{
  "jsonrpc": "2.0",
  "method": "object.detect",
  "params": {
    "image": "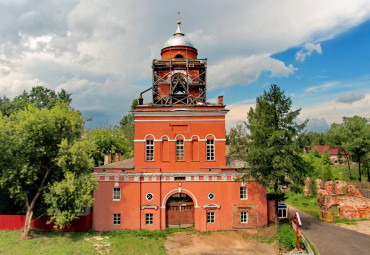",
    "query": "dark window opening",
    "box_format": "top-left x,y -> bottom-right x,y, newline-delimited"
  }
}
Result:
174,176 -> 186,181
175,54 -> 184,58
